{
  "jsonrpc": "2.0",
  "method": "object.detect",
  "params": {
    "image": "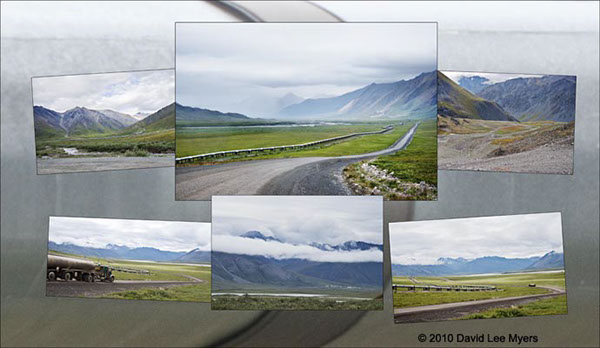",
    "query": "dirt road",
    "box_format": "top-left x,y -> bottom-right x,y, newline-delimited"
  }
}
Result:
393,286 -> 565,323
37,155 -> 173,174
46,279 -> 201,298
175,124 -> 418,200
